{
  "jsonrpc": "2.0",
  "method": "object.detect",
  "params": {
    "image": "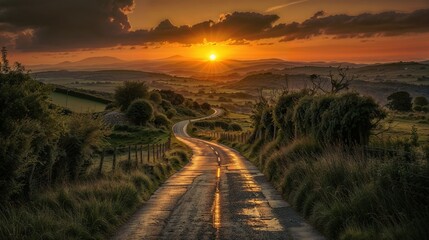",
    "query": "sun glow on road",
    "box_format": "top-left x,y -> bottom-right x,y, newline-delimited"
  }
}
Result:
209,54 -> 217,61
